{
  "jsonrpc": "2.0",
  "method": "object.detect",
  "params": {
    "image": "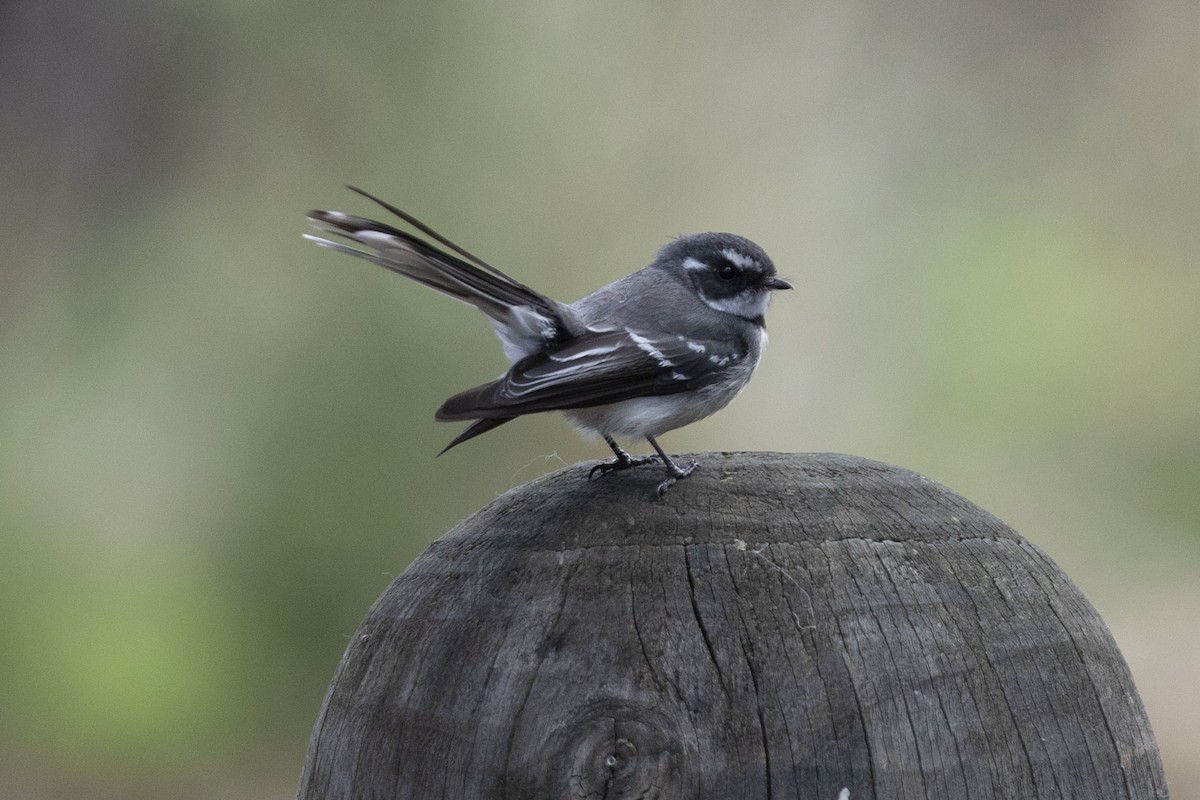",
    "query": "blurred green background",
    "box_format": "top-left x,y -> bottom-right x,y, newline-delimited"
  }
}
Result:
1,1 -> 1196,796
